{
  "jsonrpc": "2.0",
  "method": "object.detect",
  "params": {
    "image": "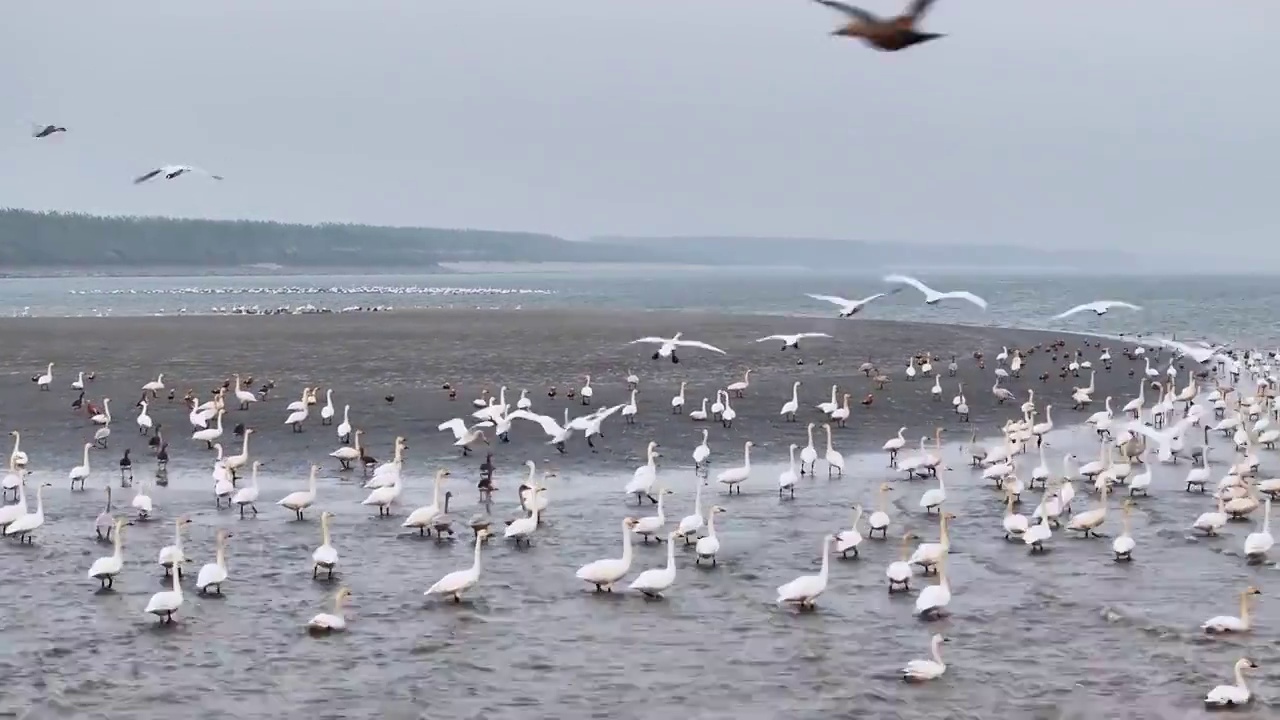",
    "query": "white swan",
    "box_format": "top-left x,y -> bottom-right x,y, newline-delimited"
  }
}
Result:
425,529 -> 492,602
319,389 -> 336,425
914,552 -> 952,618
8,430 -> 28,469
805,292 -> 890,317
1053,300 -> 1142,319
360,461 -> 403,516
308,588 -> 352,632
192,410 -> 224,448
902,634 -> 949,681
576,517 -> 640,591
632,487 -> 673,542
277,464 -> 319,520
886,532 -> 914,592
437,418 -> 489,455
402,469 -> 450,535
909,511 -> 953,573
688,397 -> 708,421
1202,586 -> 1260,633
717,441 -> 753,494
882,274 -> 988,309
695,506 -> 725,565
867,483 -> 892,538
503,483 -> 542,546
692,429 -> 711,471
131,477 -> 154,519
35,363 -> 53,390
823,424 -> 844,478
1204,658 -> 1258,707
629,332 -> 727,362
1112,499 -> 1136,561
68,442 -> 93,491
676,474 -> 705,542
364,436 -> 407,488
624,441 -> 661,504
312,511 -> 339,579
778,444 -> 799,499
919,470 -> 946,514
156,515 -> 192,576
779,381 -> 801,421
629,530 -> 681,598
196,529 -> 232,595
775,534 -> 835,608
335,404 -> 352,442
1243,497 -> 1274,558
0,474 -> 29,530
144,558 -> 185,624
232,461 -> 261,518
233,373 -> 257,410
834,505 -> 864,558
3,481 -> 51,543
882,426 -> 907,465
136,400 -> 153,434
87,517 -> 131,589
